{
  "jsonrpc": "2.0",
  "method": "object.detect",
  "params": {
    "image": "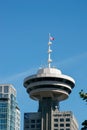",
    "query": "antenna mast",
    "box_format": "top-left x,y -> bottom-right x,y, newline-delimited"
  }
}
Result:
48,33 -> 53,68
